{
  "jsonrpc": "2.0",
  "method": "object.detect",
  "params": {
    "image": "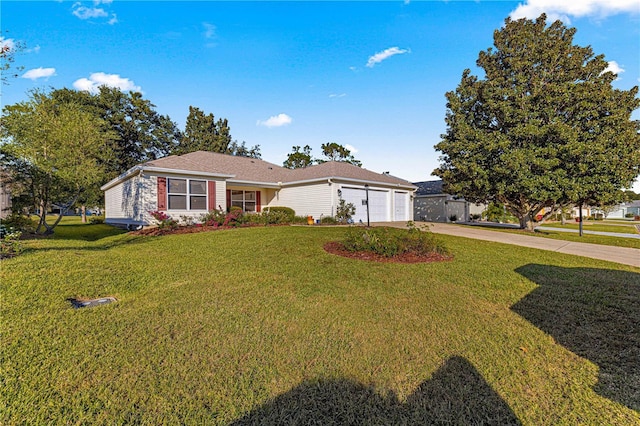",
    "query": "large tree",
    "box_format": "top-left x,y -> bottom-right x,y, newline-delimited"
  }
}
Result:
283,145 -> 313,169
1,90 -> 115,234
174,106 -> 231,155
317,142 -> 362,167
50,87 -> 182,176
434,14 -> 640,231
